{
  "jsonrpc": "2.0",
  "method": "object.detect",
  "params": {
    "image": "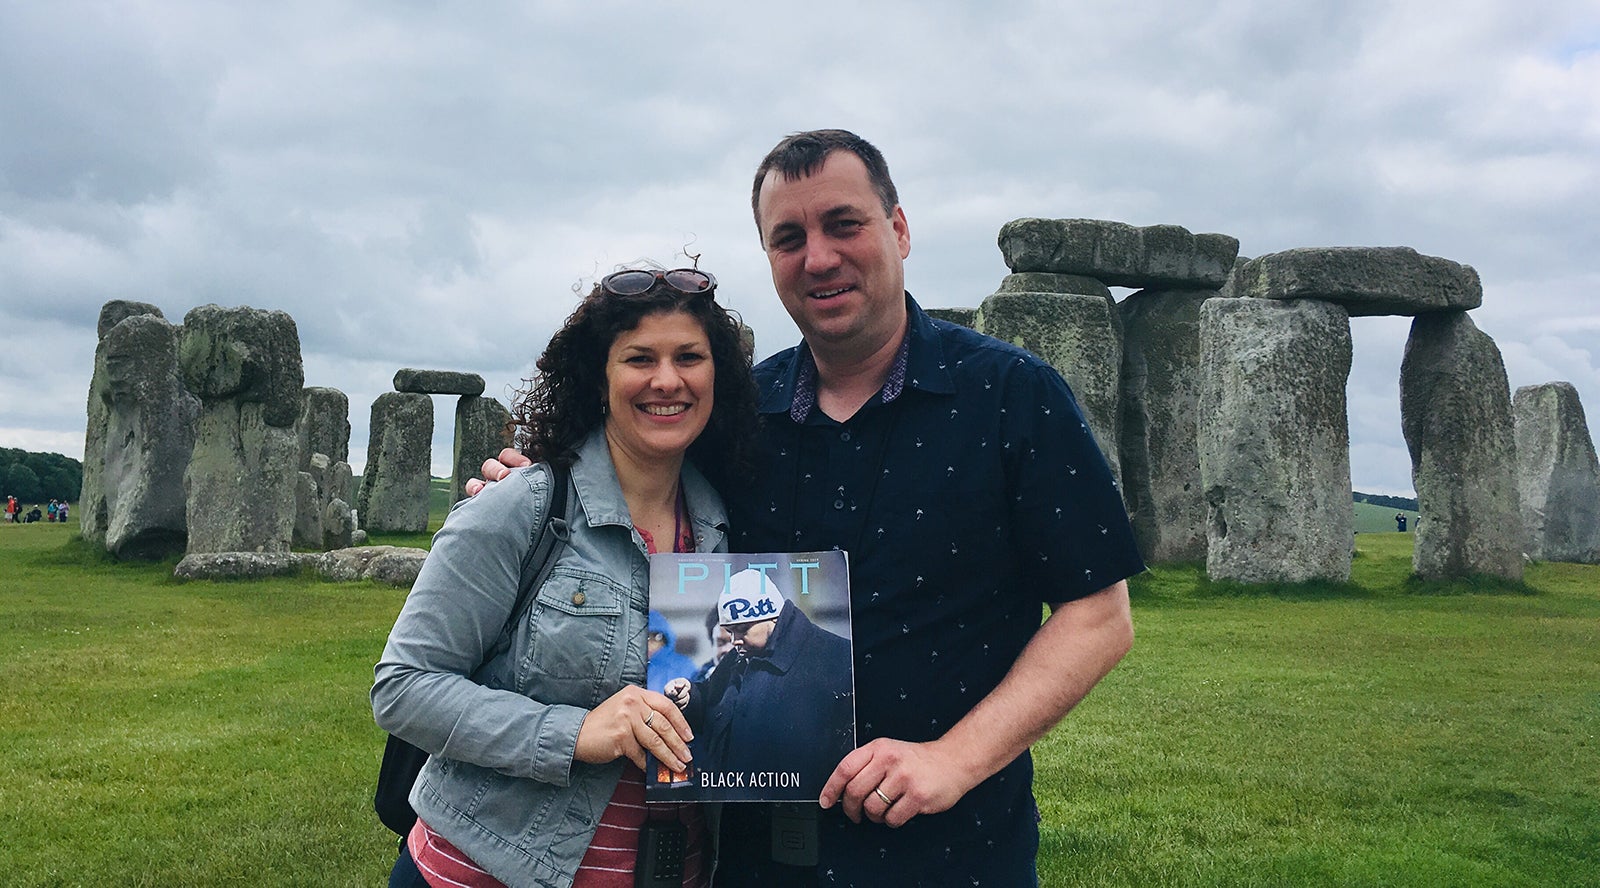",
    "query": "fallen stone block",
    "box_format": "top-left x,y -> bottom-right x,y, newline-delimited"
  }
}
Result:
174,552 -> 315,580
